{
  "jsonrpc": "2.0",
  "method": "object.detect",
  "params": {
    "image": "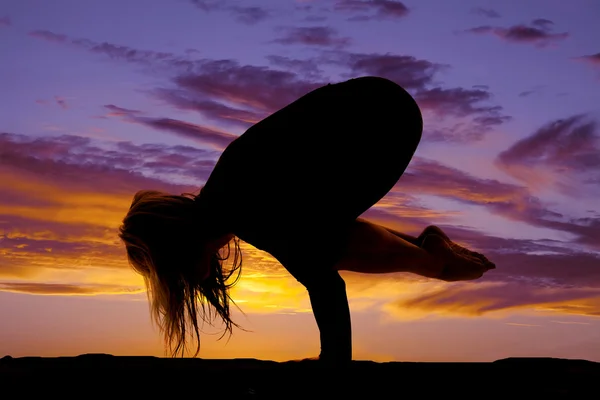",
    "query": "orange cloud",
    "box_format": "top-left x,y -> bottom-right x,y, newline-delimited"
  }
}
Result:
388,281 -> 600,319
0,282 -> 144,295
